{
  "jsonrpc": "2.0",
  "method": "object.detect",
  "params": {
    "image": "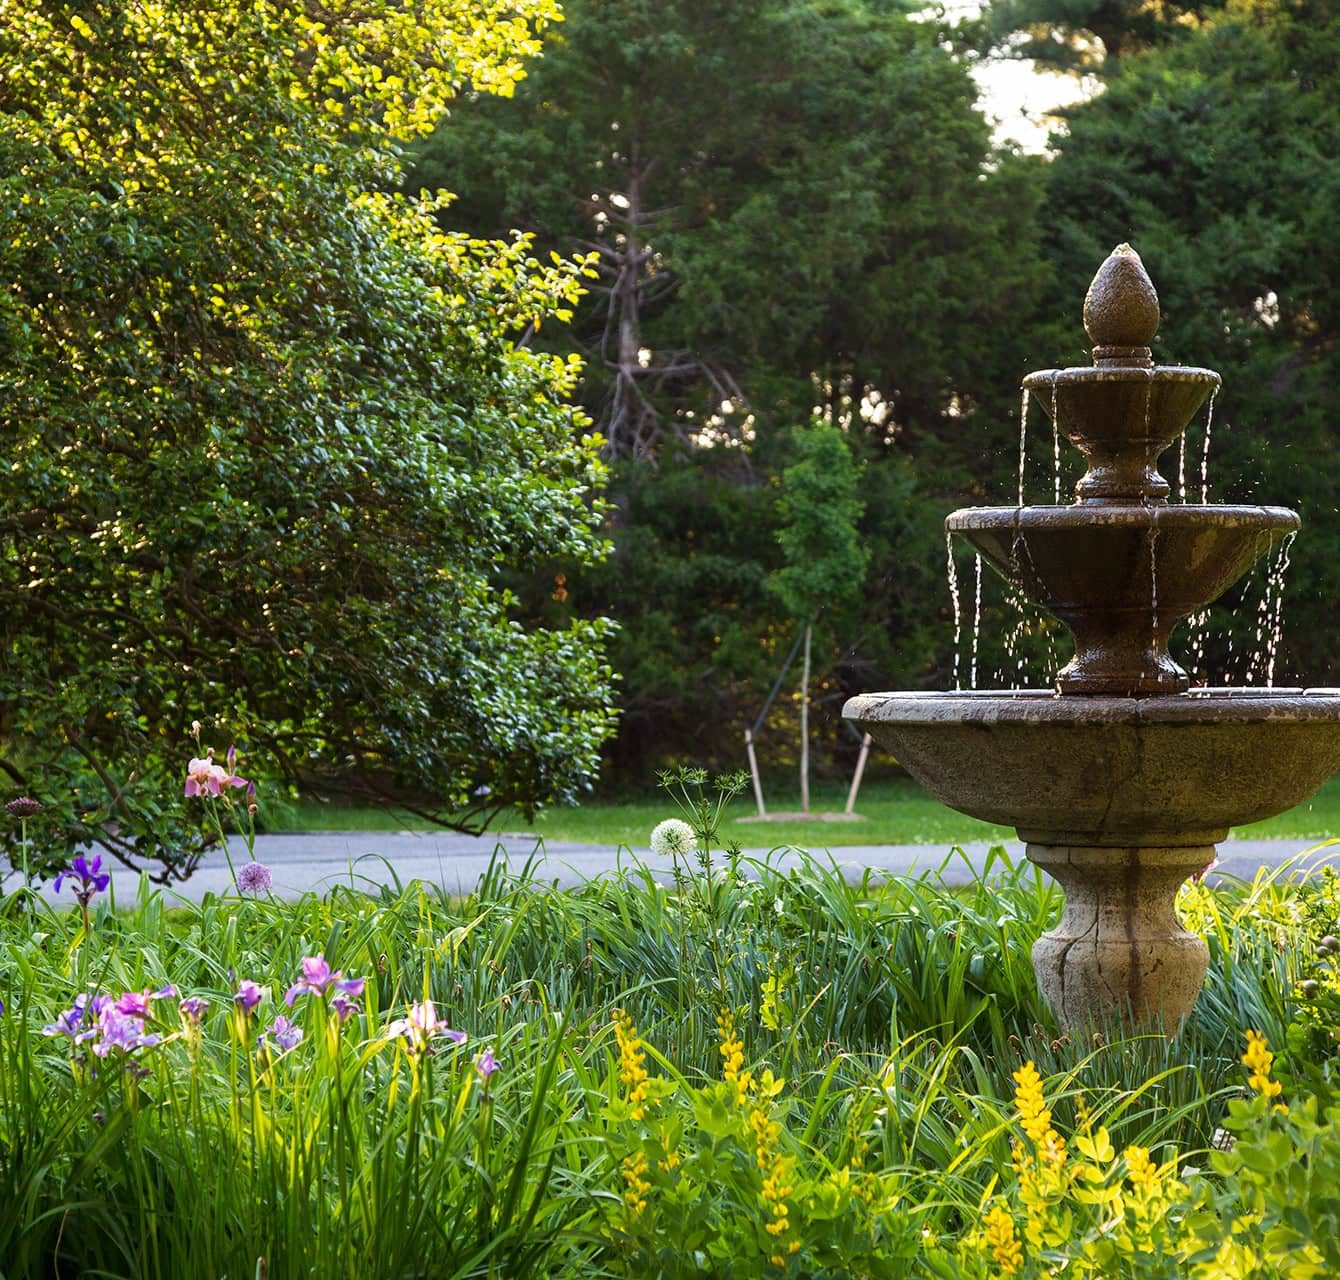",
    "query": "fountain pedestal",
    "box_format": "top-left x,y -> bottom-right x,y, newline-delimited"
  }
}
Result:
1026,844 -> 1211,1033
